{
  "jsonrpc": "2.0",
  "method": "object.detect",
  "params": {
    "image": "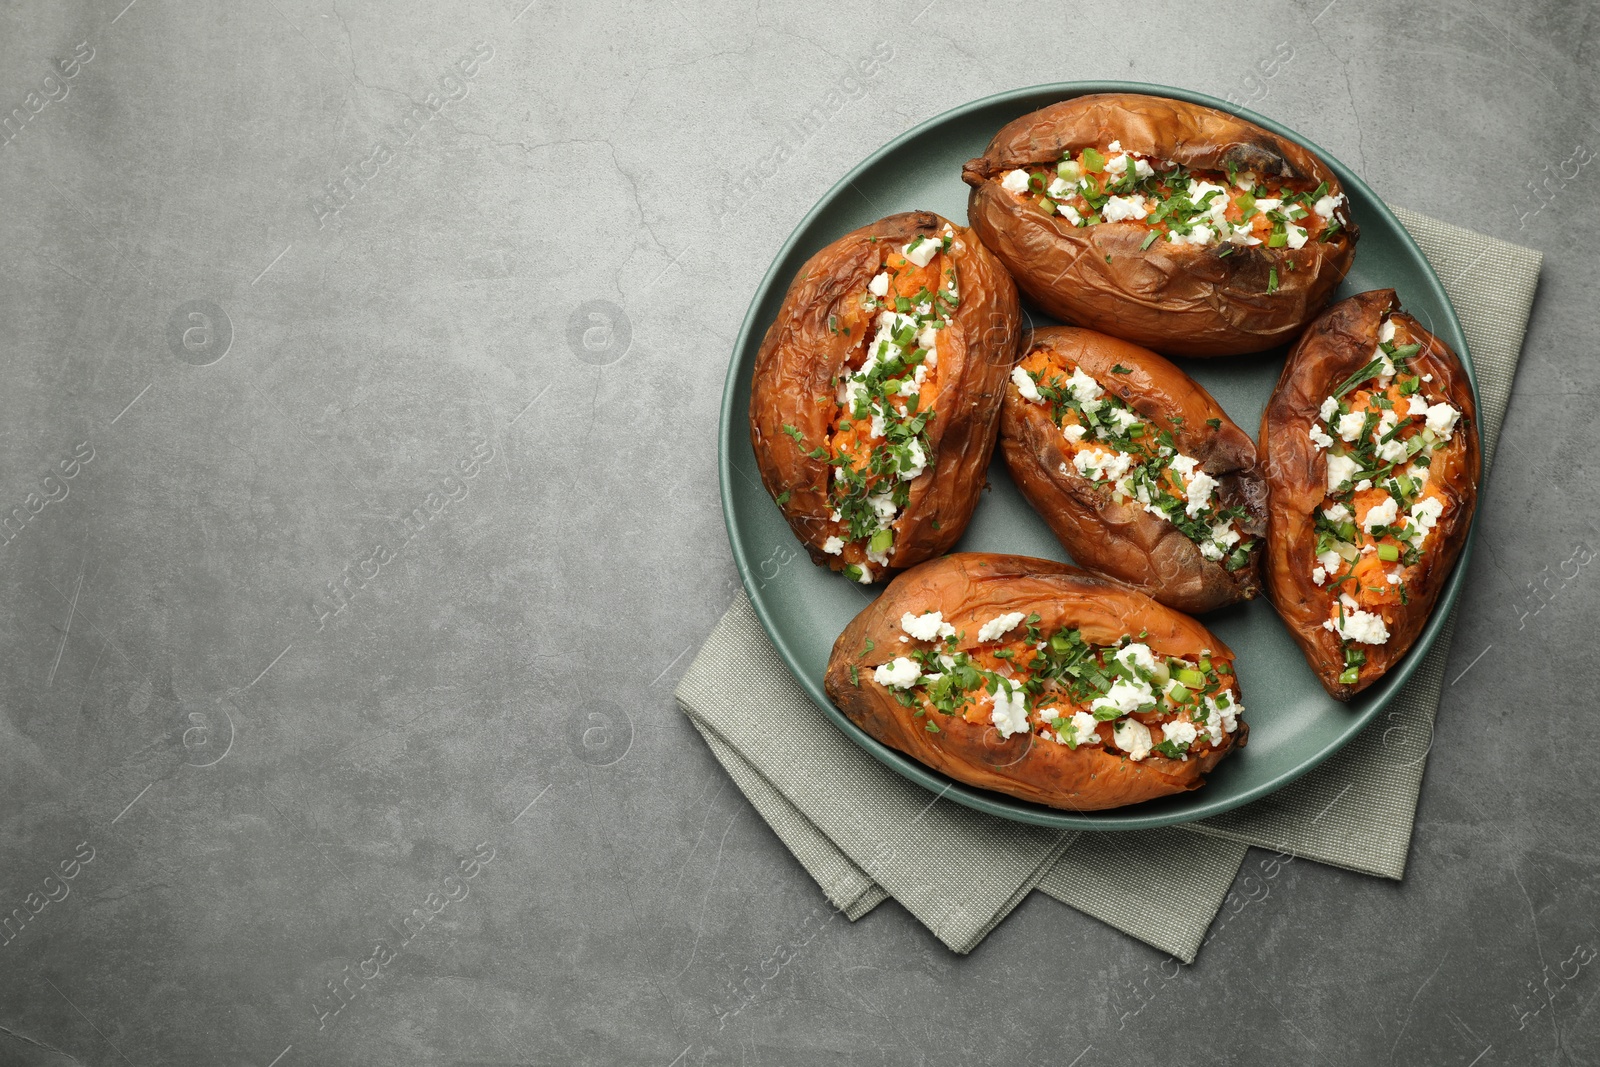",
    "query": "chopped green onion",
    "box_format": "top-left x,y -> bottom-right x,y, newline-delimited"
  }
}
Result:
1377,543 -> 1400,562
1176,668 -> 1206,687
